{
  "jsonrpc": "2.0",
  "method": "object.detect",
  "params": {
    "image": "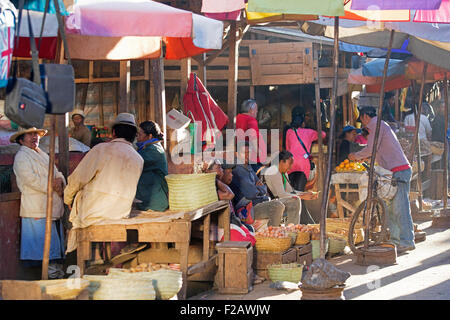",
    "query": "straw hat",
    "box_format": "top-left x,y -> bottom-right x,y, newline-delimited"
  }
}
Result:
71,109 -> 85,118
112,112 -> 137,128
10,127 -> 48,143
